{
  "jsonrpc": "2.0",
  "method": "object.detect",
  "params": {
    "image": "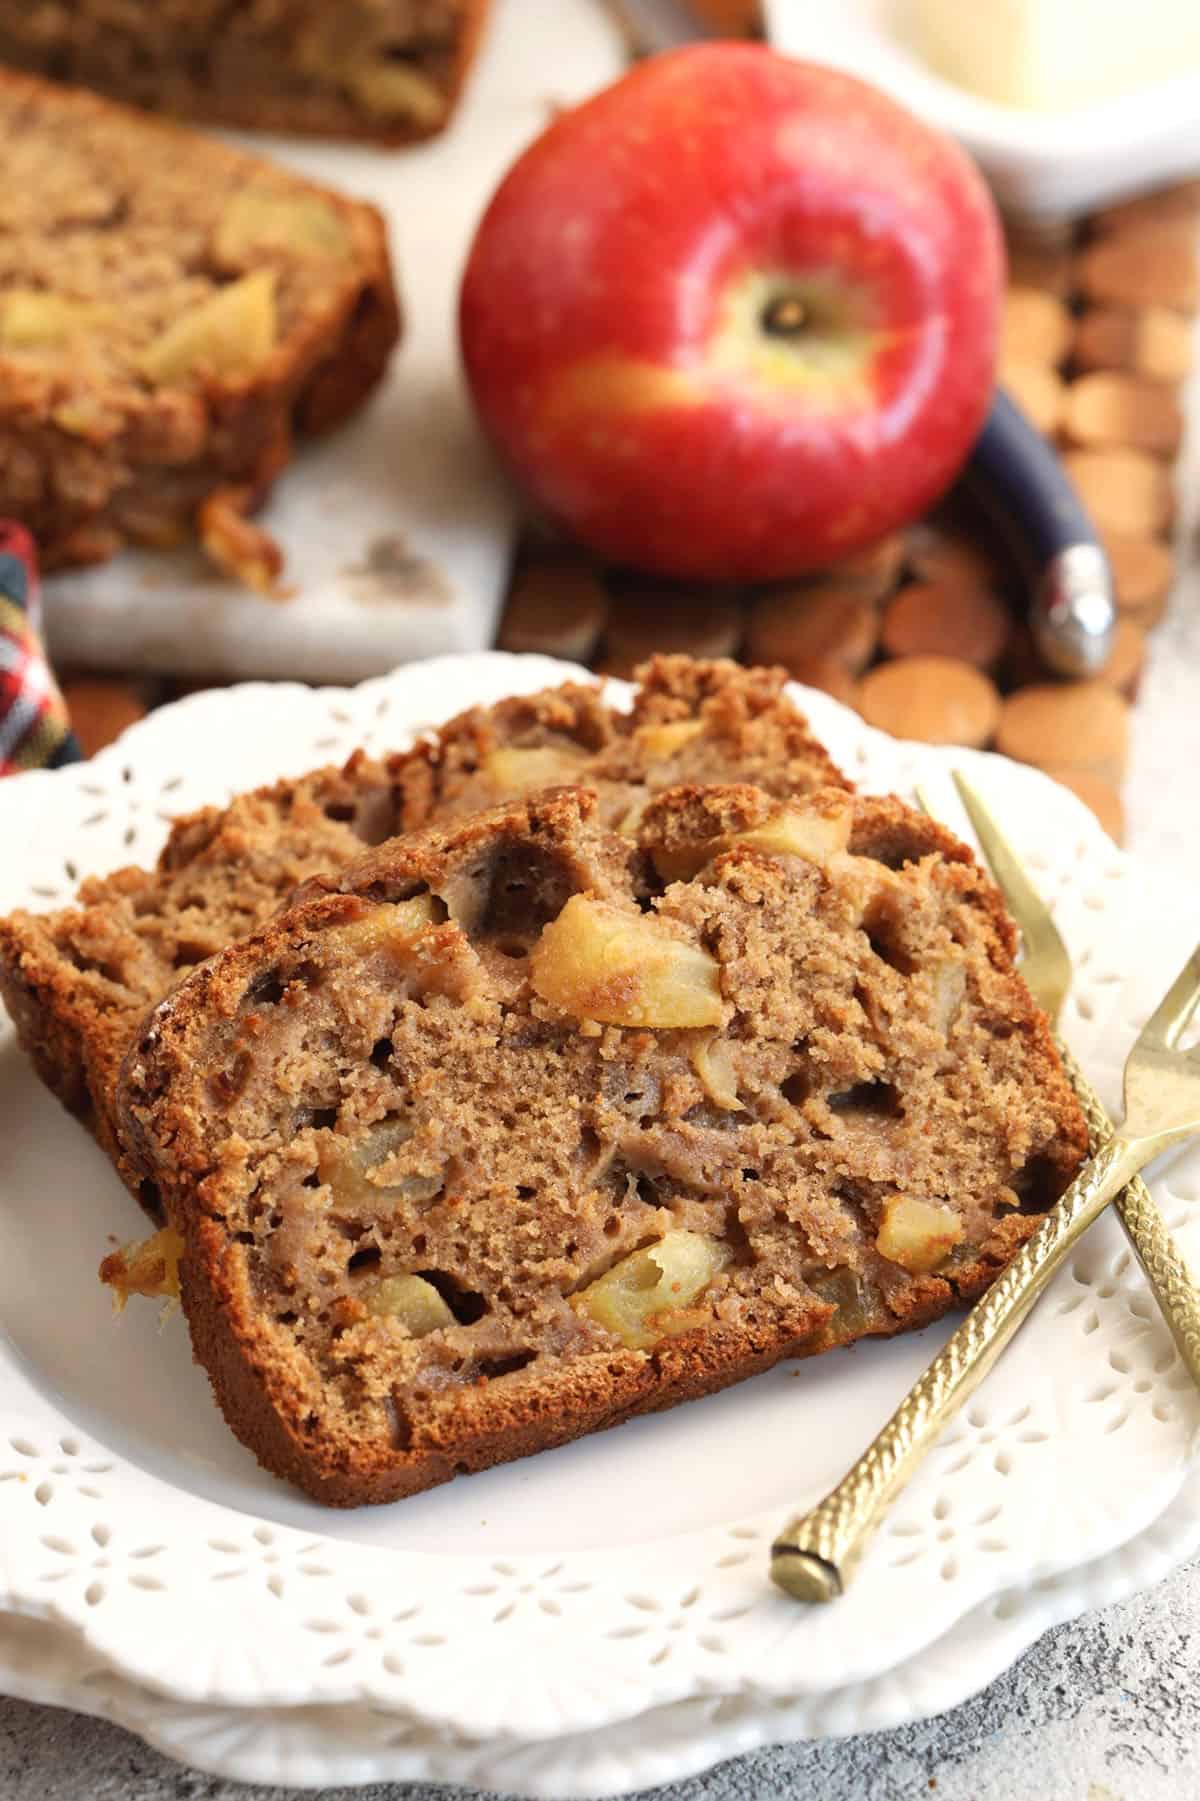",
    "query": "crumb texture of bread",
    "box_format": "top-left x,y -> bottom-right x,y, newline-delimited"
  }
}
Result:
0,660 -> 844,1212
115,782 -> 1088,1506
0,69 -> 401,577
0,2 -> 490,144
